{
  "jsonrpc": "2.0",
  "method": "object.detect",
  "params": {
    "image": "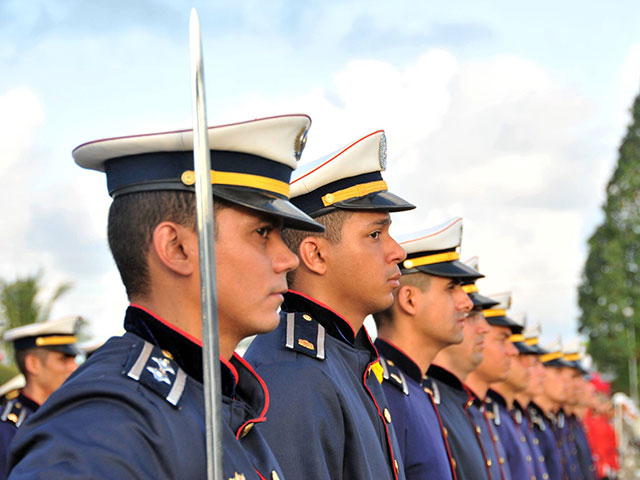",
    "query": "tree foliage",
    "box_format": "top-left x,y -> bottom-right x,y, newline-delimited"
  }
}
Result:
579,90 -> 640,393
0,271 -> 73,361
